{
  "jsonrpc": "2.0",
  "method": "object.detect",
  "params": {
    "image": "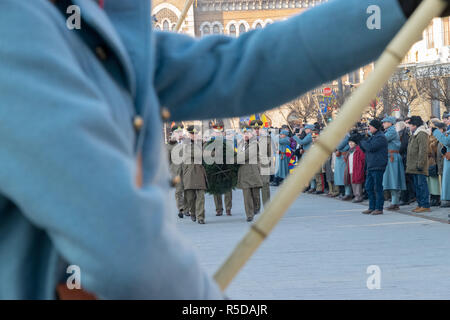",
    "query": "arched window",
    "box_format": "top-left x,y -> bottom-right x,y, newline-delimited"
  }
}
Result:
229,24 -> 236,37
255,23 -> 262,29
239,23 -> 246,34
155,25 -> 161,31
163,20 -> 170,31
203,25 -> 210,35
213,25 -> 220,34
